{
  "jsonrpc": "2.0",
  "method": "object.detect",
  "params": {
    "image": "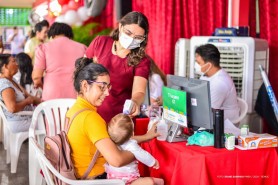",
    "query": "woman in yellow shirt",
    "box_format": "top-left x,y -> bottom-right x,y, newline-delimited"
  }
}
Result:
67,57 -> 158,179
24,20 -> 49,64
